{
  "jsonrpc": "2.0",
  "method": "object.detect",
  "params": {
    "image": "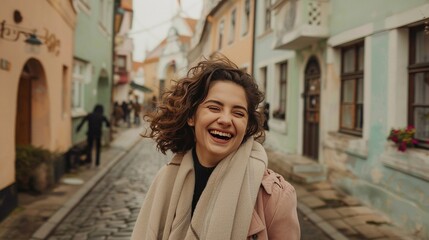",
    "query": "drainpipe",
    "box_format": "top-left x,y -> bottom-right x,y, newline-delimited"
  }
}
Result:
251,0 -> 256,78
110,0 -> 119,142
